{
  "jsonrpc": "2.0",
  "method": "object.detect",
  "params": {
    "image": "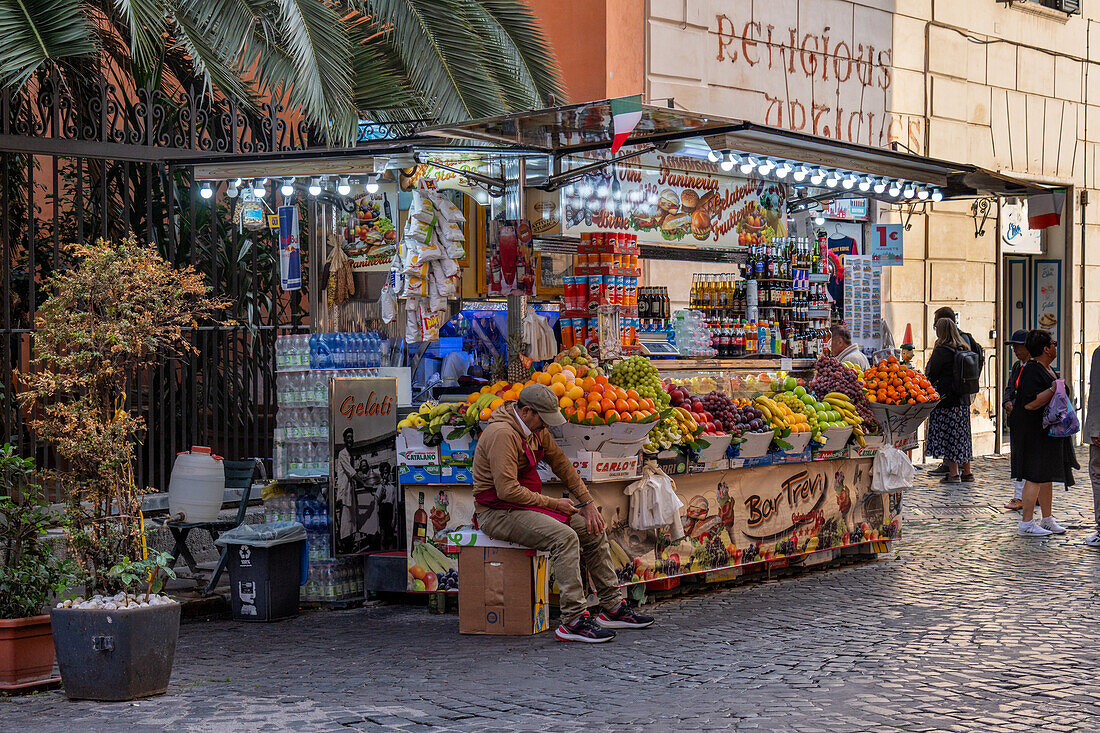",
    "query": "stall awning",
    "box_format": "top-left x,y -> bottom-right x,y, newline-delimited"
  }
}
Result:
417,99 -> 1052,200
